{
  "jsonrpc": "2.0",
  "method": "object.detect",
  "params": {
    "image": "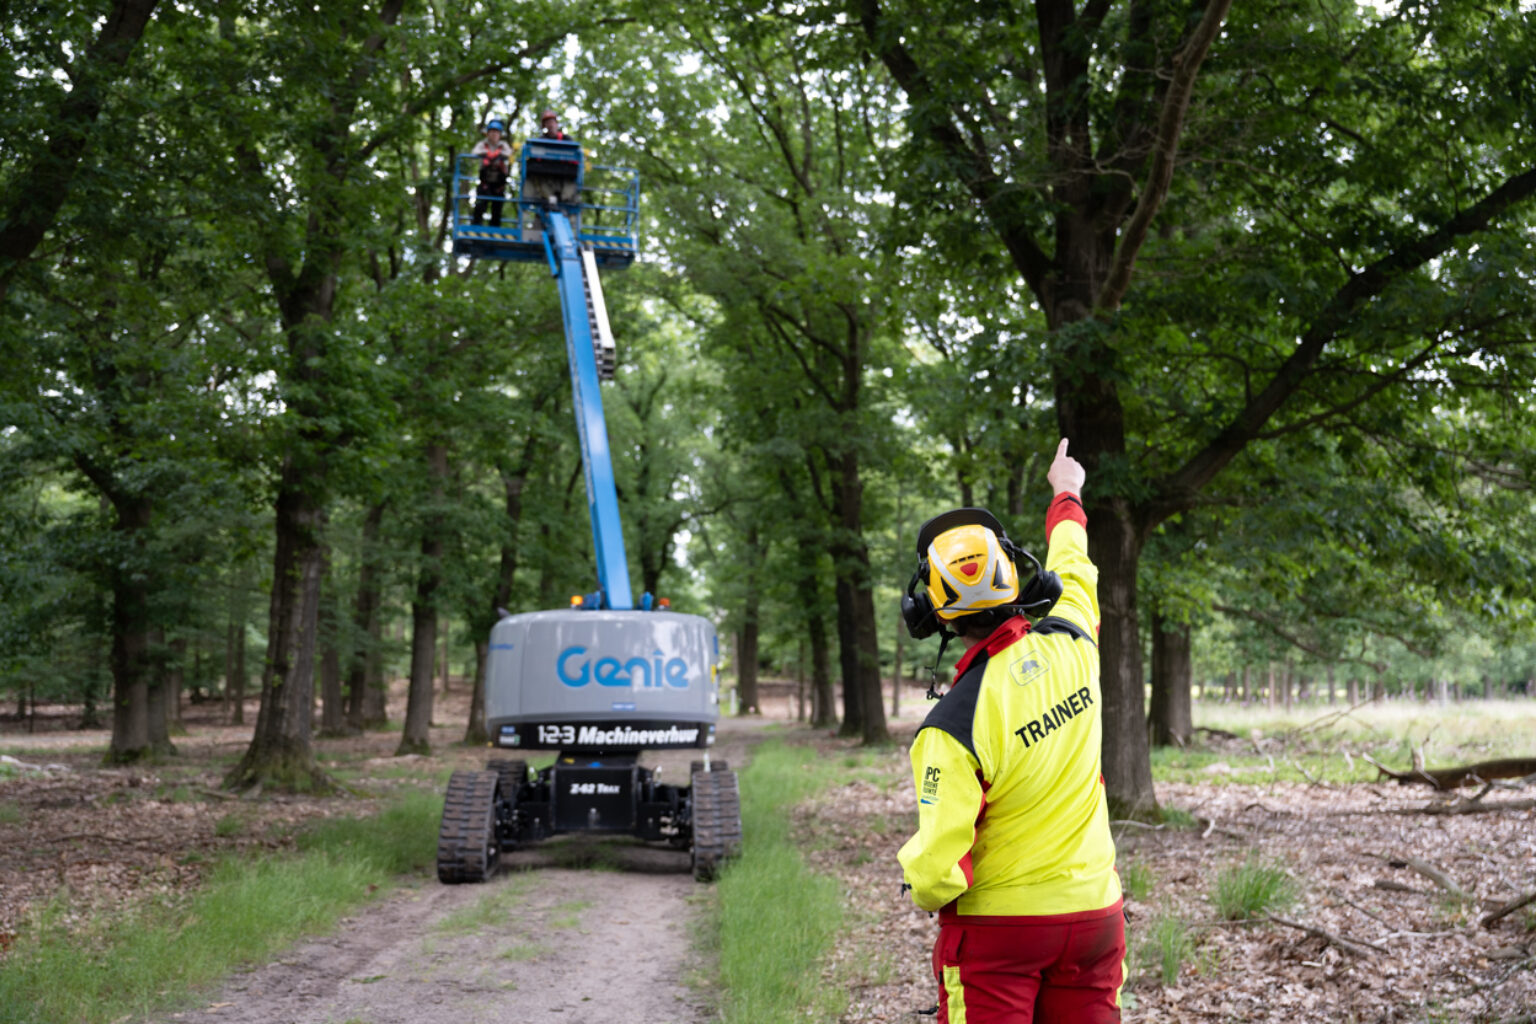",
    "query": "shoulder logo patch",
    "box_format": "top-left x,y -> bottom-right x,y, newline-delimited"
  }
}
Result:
1009,649 -> 1047,687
